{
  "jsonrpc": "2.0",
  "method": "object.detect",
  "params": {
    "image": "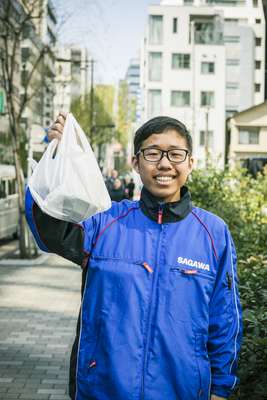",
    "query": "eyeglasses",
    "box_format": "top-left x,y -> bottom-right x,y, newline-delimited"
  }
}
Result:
137,147 -> 189,164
